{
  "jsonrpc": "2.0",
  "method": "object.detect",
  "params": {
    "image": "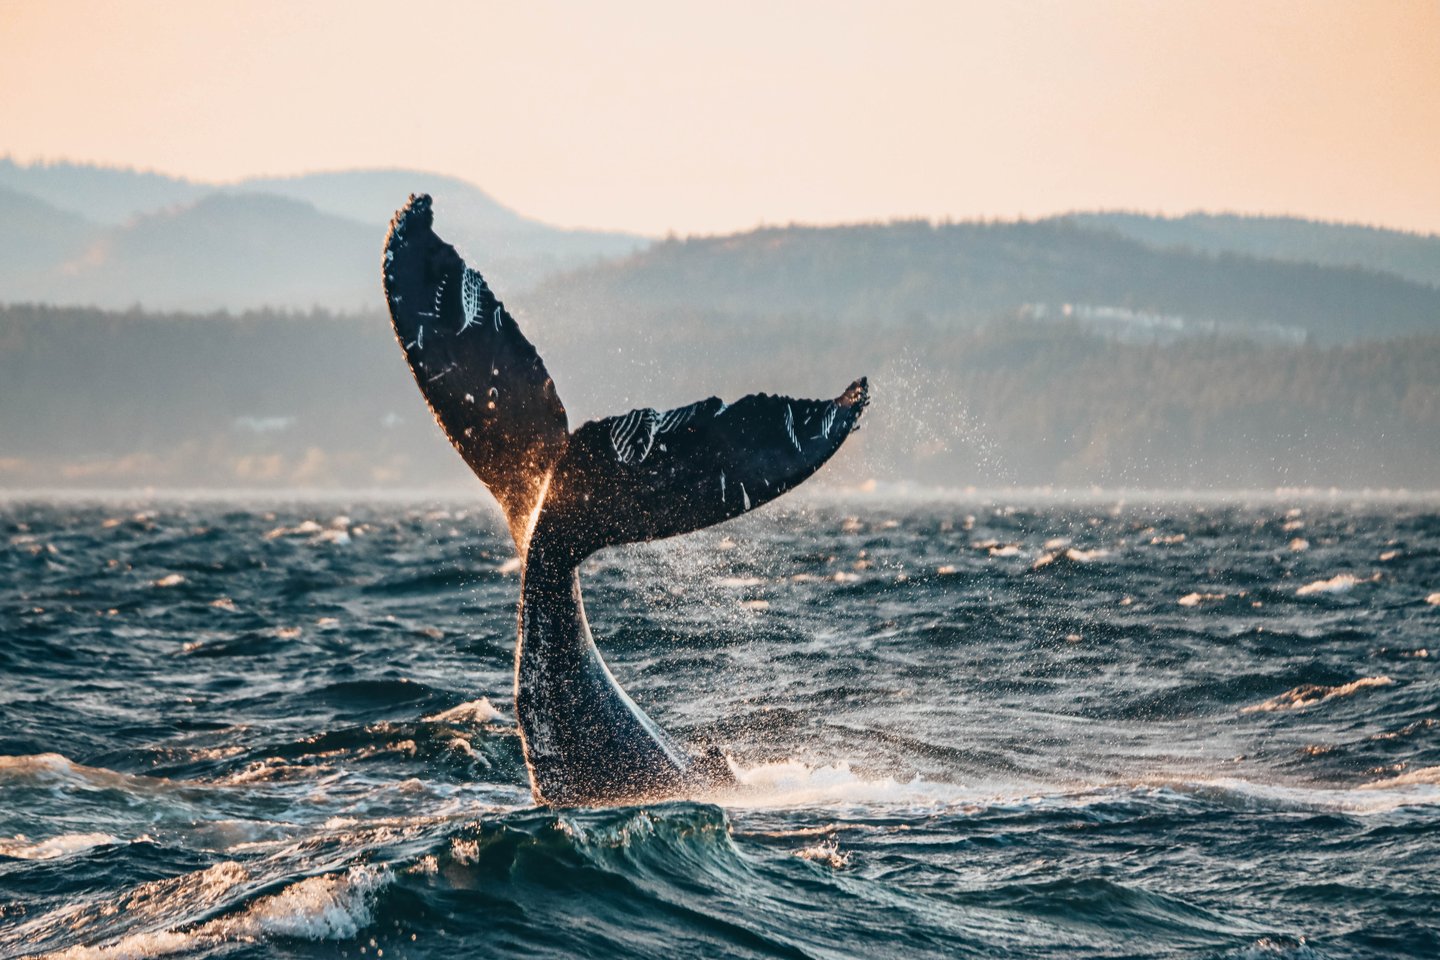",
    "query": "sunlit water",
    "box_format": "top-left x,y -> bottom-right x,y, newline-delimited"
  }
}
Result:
2,496 -> 1437,959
